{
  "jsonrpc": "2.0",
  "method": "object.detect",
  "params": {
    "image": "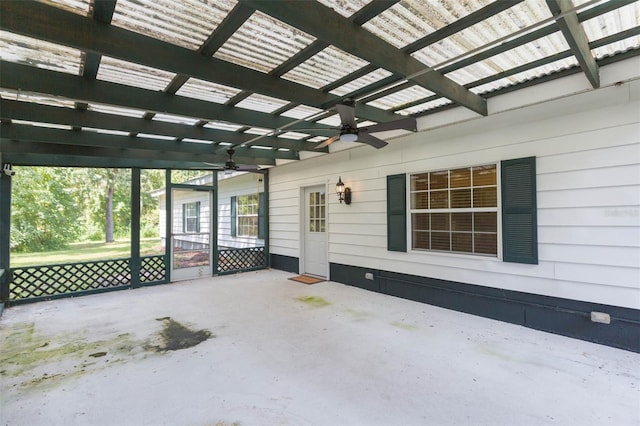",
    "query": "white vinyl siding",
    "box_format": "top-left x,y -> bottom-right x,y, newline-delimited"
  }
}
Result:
268,66 -> 640,309
217,172 -> 265,249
